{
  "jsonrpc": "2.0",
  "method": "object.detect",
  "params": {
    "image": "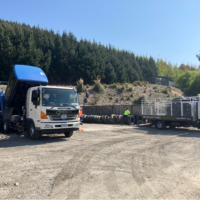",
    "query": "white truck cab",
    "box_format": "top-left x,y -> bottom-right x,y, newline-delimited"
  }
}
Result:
25,86 -> 80,139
